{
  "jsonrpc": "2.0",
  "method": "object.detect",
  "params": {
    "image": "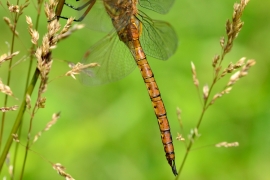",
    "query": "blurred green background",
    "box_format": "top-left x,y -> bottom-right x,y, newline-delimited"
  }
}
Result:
0,0 -> 269,179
